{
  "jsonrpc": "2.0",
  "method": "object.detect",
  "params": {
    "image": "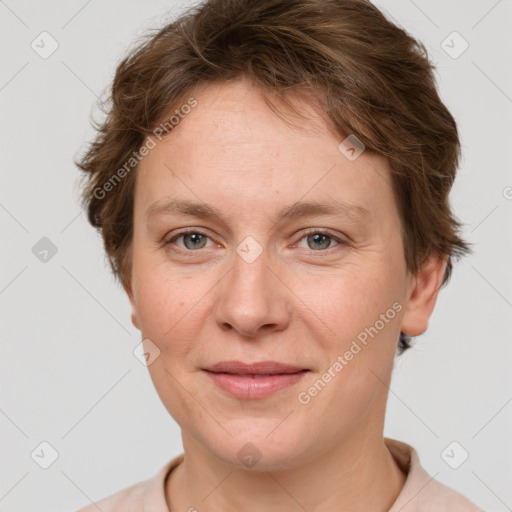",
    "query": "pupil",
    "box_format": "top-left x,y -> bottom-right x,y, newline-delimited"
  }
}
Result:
185,233 -> 206,249
309,233 -> 330,250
